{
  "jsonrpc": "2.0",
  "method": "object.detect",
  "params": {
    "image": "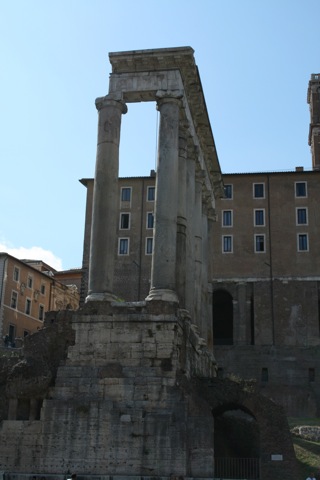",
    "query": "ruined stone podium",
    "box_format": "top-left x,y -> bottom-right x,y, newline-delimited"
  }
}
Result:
0,47 -> 298,480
